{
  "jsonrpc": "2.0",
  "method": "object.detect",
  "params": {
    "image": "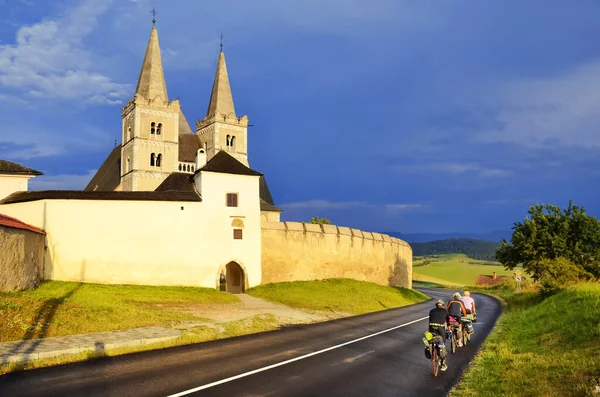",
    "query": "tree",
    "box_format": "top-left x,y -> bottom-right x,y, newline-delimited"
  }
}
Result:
310,216 -> 331,225
495,200 -> 600,281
